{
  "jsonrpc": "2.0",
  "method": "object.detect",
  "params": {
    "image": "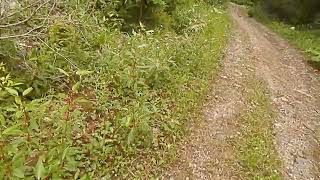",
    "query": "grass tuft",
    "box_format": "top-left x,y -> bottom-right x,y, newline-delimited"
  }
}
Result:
235,78 -> 282,179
